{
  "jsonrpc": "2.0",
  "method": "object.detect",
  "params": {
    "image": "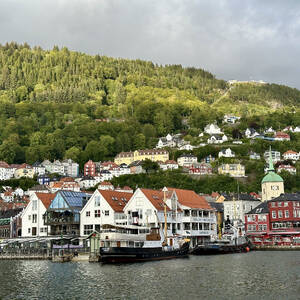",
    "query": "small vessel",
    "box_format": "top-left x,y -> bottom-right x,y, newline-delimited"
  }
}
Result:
191,221 -> 251,255
99,225 -> 190,263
